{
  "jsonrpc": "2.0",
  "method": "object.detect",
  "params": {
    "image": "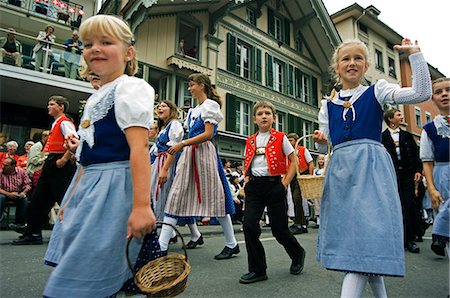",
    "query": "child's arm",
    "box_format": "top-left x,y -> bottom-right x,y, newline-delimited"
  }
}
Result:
168,123 -> 214,155
422,161 -> 444,210
282,152 -> 297,189
125,126 -> 156,239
